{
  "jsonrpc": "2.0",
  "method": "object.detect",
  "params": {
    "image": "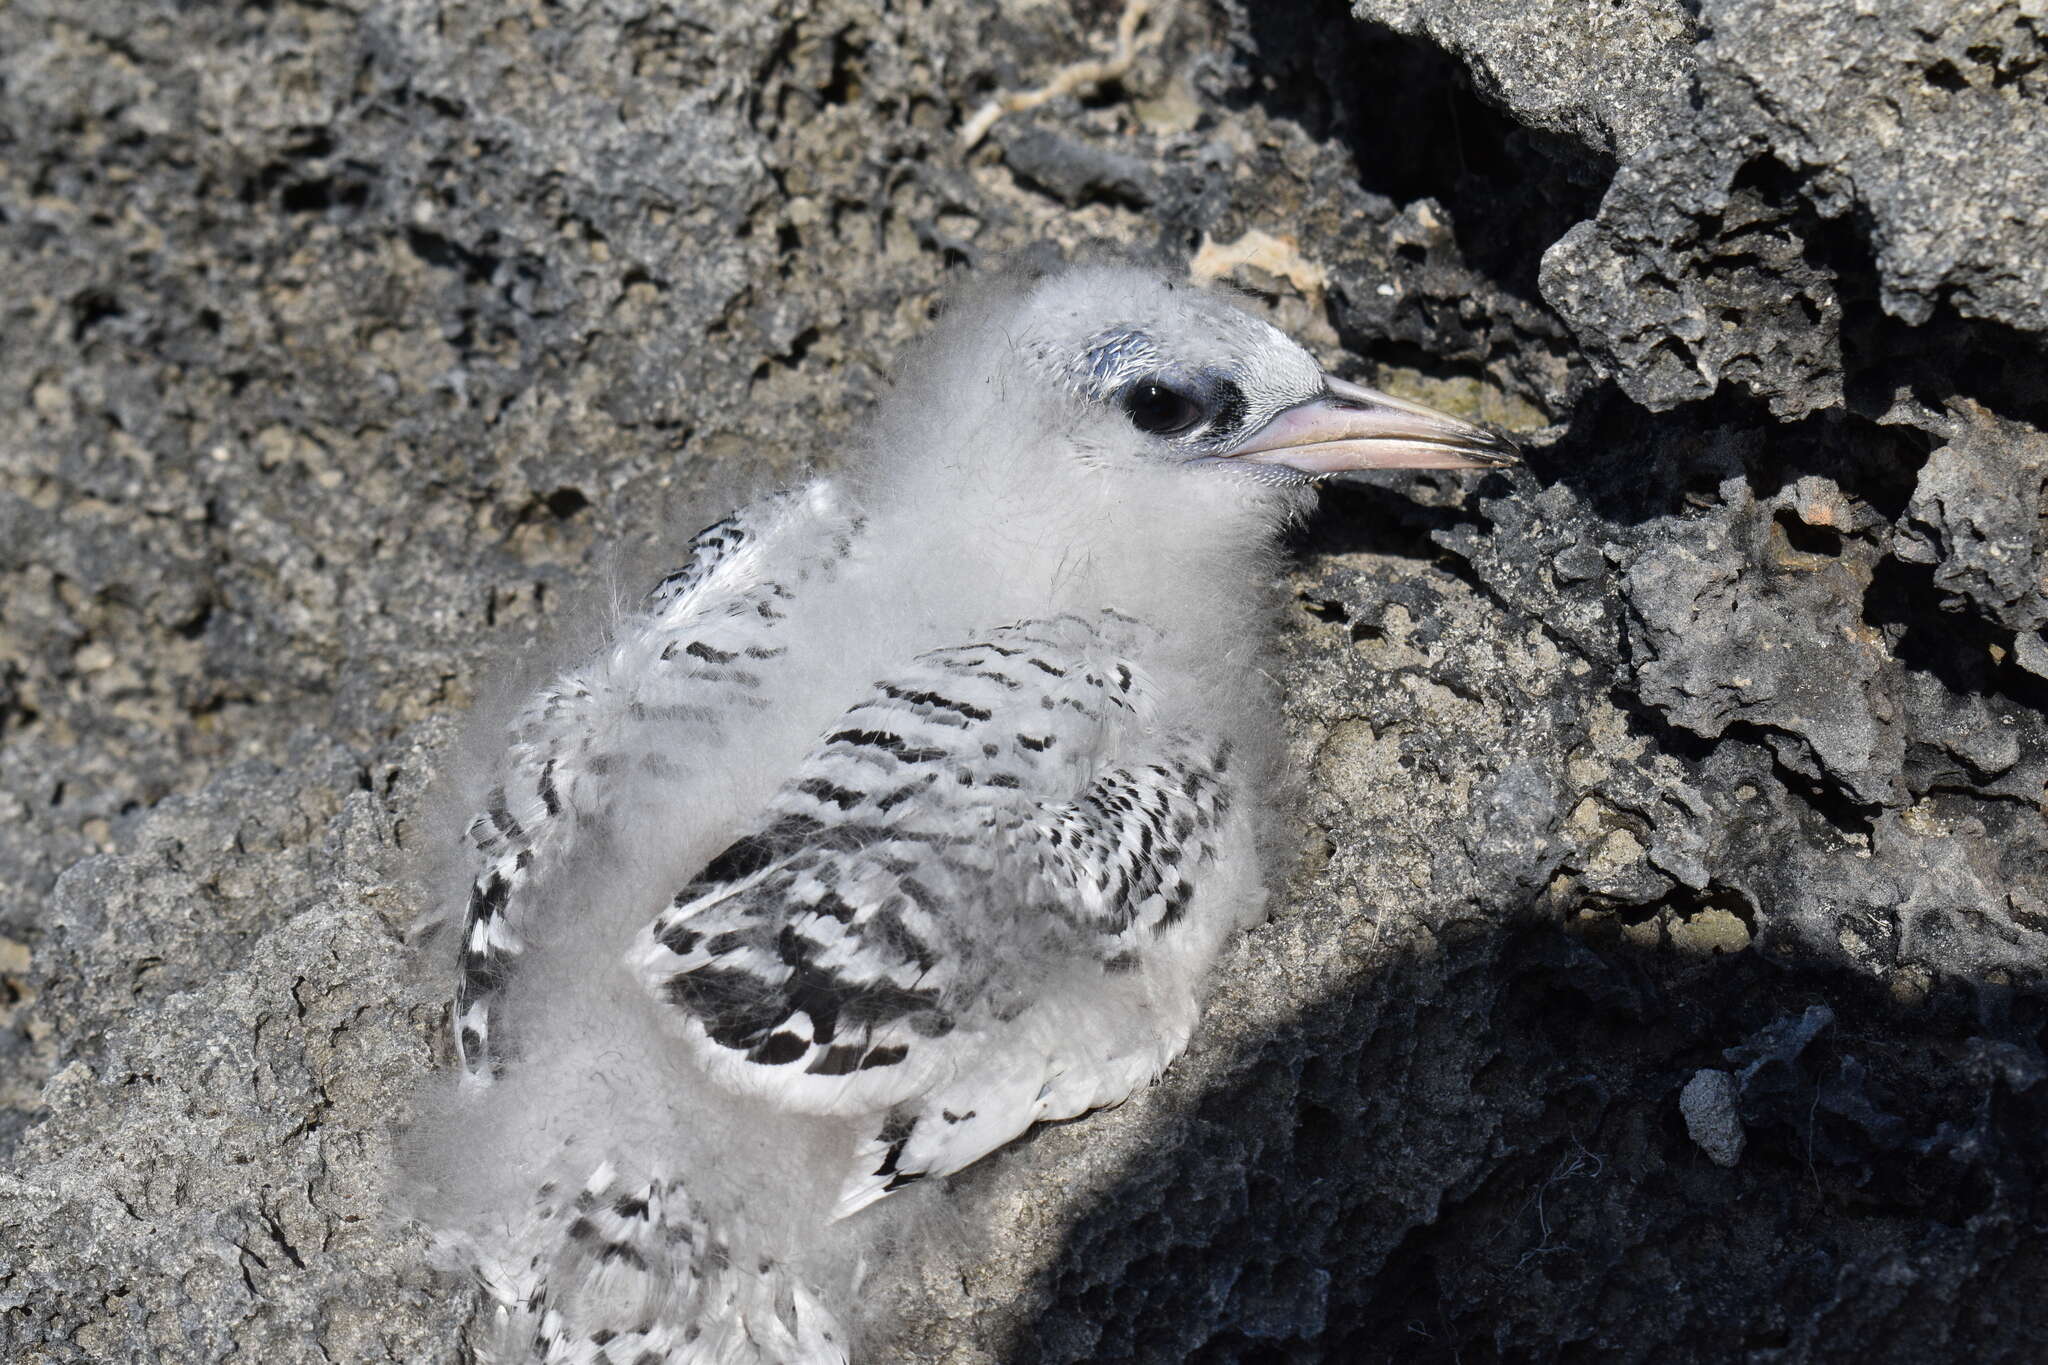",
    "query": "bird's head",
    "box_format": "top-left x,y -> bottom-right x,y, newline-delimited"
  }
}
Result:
861,263 -> 1520,620
1005,265 -> 1519,489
